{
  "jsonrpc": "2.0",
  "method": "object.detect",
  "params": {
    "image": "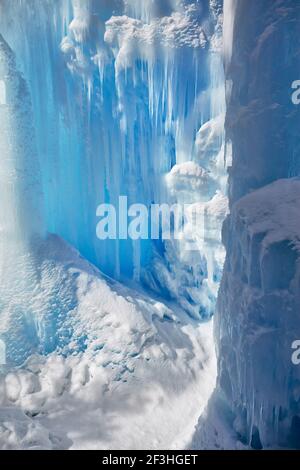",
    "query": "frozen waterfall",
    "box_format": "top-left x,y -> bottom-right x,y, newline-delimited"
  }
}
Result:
0,0 -> 227,328
1,0 -> 299,452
